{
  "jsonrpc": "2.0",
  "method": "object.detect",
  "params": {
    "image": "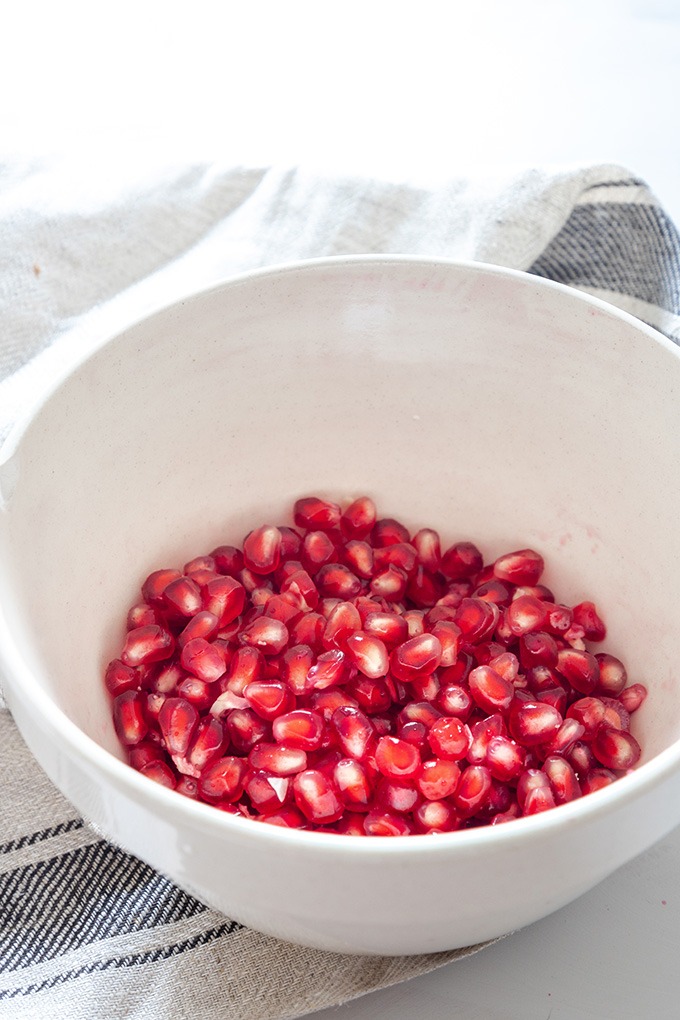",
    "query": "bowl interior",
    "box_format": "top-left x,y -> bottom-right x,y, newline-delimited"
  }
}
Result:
1,258 -> 679,765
